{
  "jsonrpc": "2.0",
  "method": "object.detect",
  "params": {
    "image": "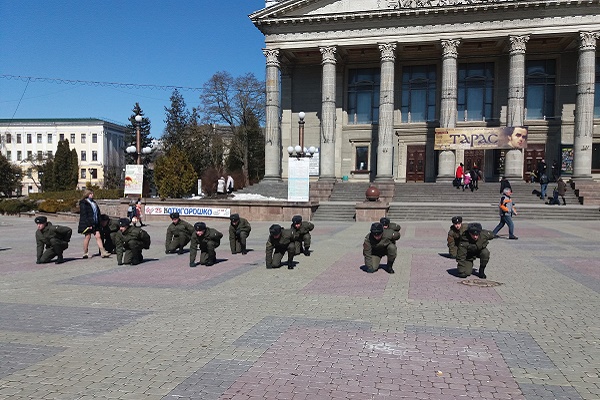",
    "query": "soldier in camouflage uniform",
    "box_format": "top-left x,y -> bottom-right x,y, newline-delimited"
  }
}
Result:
265,224 -> 296,269
189,222 -> 222,267
99,214 -> 119,254
35,216 -> 72,264
380,217 -> 401,242
363,222 -> 400,274
456,222 -> 495,279
291,215 -> 314,256
115,218 -> 151,266
165,212 -> 195,255
229,213 -> 251,255
447,216 -> 466,259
